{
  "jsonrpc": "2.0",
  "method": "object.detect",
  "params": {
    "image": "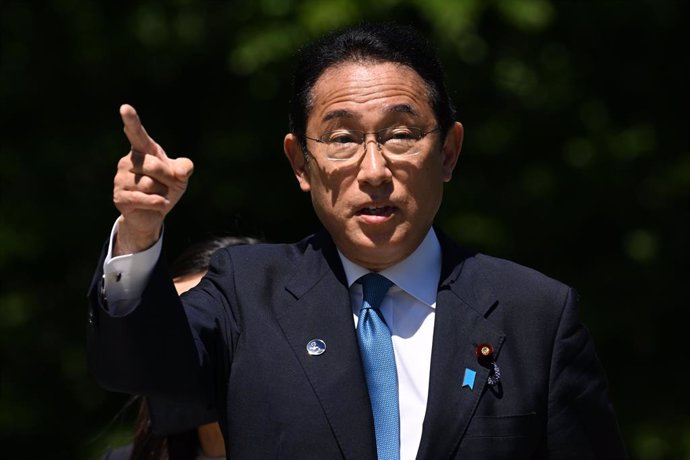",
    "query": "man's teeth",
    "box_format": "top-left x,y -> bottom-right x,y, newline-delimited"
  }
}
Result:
362,207 -> 387,215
